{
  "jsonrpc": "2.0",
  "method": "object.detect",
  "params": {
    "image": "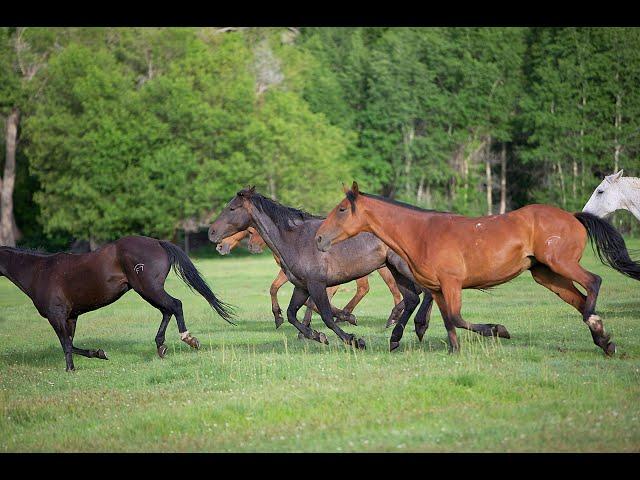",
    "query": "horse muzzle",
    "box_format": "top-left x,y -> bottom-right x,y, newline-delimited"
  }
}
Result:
216,243 -> 231,255
315,234 -> 332,252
